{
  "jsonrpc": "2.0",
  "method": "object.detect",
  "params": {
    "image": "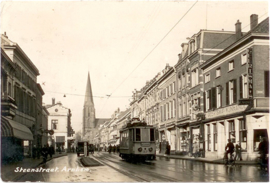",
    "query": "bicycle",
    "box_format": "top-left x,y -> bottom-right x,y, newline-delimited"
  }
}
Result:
223,151 -> 235,166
